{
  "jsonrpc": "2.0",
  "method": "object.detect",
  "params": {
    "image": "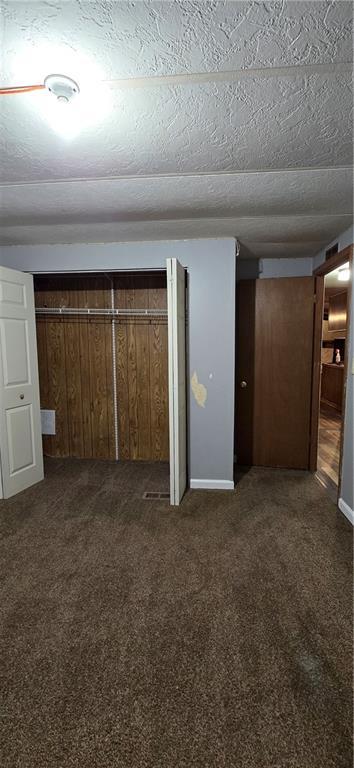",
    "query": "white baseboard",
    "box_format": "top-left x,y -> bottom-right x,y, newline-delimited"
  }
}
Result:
338,498 -> 354,526
190,479 -> 234,491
